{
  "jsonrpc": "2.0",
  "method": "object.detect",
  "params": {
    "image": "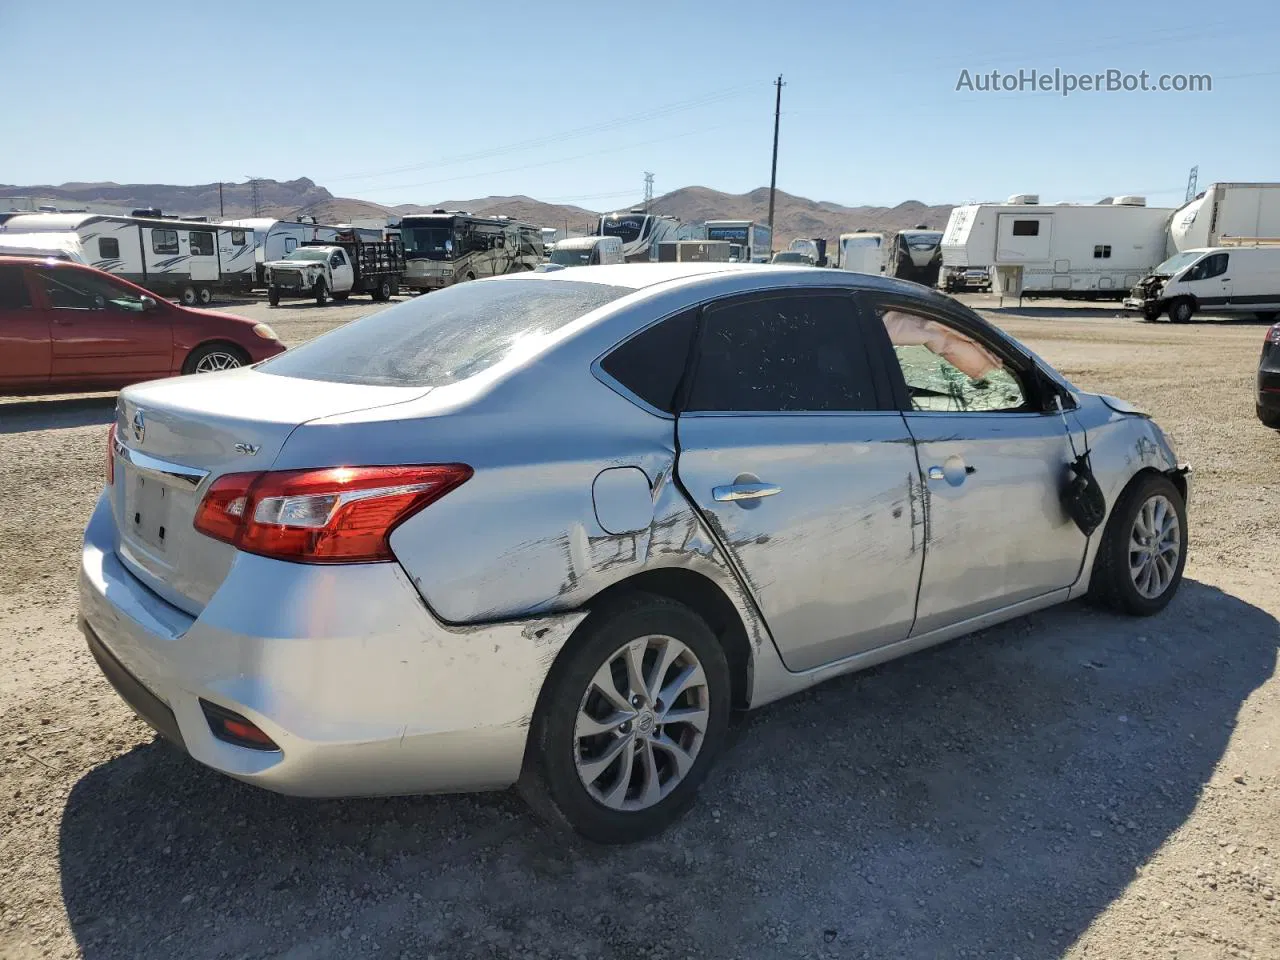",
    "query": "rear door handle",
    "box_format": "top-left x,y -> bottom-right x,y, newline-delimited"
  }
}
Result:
713,481 -> 781,502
